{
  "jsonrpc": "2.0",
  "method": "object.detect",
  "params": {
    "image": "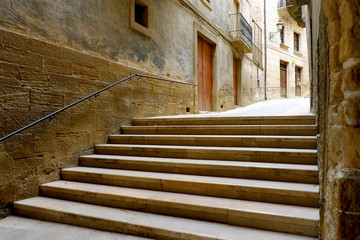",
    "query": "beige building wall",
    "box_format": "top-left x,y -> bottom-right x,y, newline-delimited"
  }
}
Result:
265,0 -> 309,99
